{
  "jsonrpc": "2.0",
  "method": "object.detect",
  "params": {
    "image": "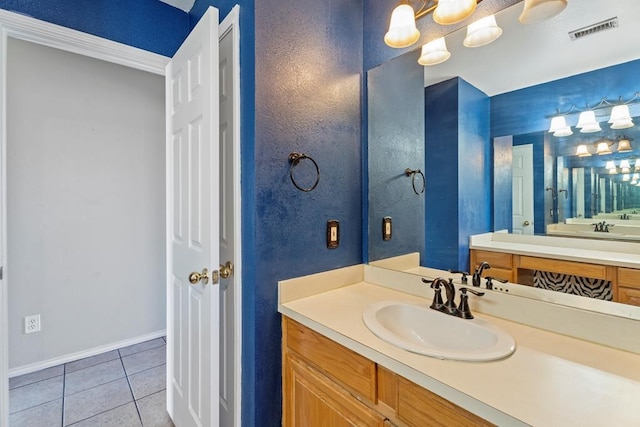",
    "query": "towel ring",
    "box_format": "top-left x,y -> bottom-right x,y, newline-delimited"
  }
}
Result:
405,168 -> 425,195
289,152 -> 320,192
